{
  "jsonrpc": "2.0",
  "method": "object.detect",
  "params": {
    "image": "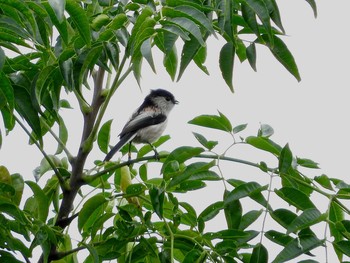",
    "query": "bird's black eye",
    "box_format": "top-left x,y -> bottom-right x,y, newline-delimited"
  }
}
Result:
165,97 -> 171,101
